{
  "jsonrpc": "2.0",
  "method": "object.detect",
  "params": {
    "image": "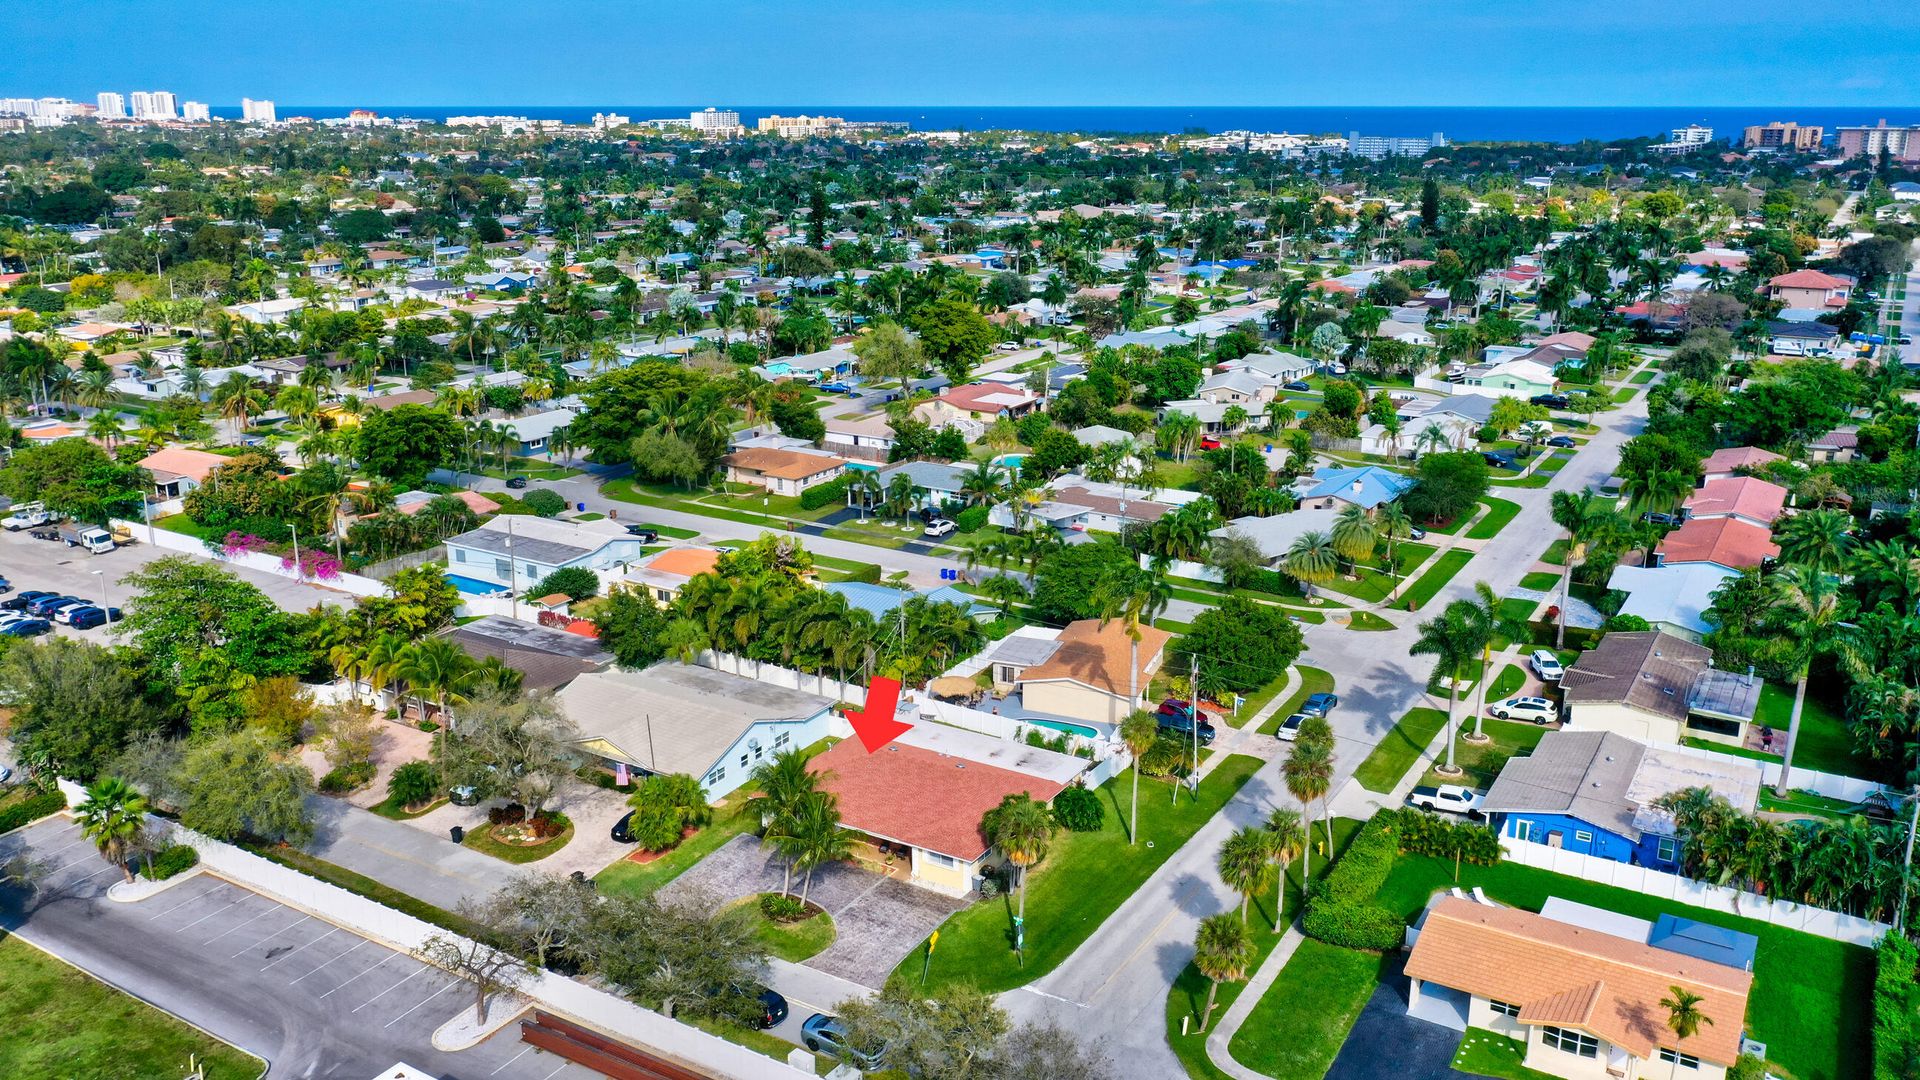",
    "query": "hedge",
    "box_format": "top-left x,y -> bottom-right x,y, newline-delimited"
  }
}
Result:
1301,816 -> 1404,951
0,788 -> 68,835
955,505 -> 989,533
1526,619 -> 1600,651
1380,807 -> 1503,865
1875,933 -> 1919,1080
799,474 -> 852,510
140,844 -> 199,881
